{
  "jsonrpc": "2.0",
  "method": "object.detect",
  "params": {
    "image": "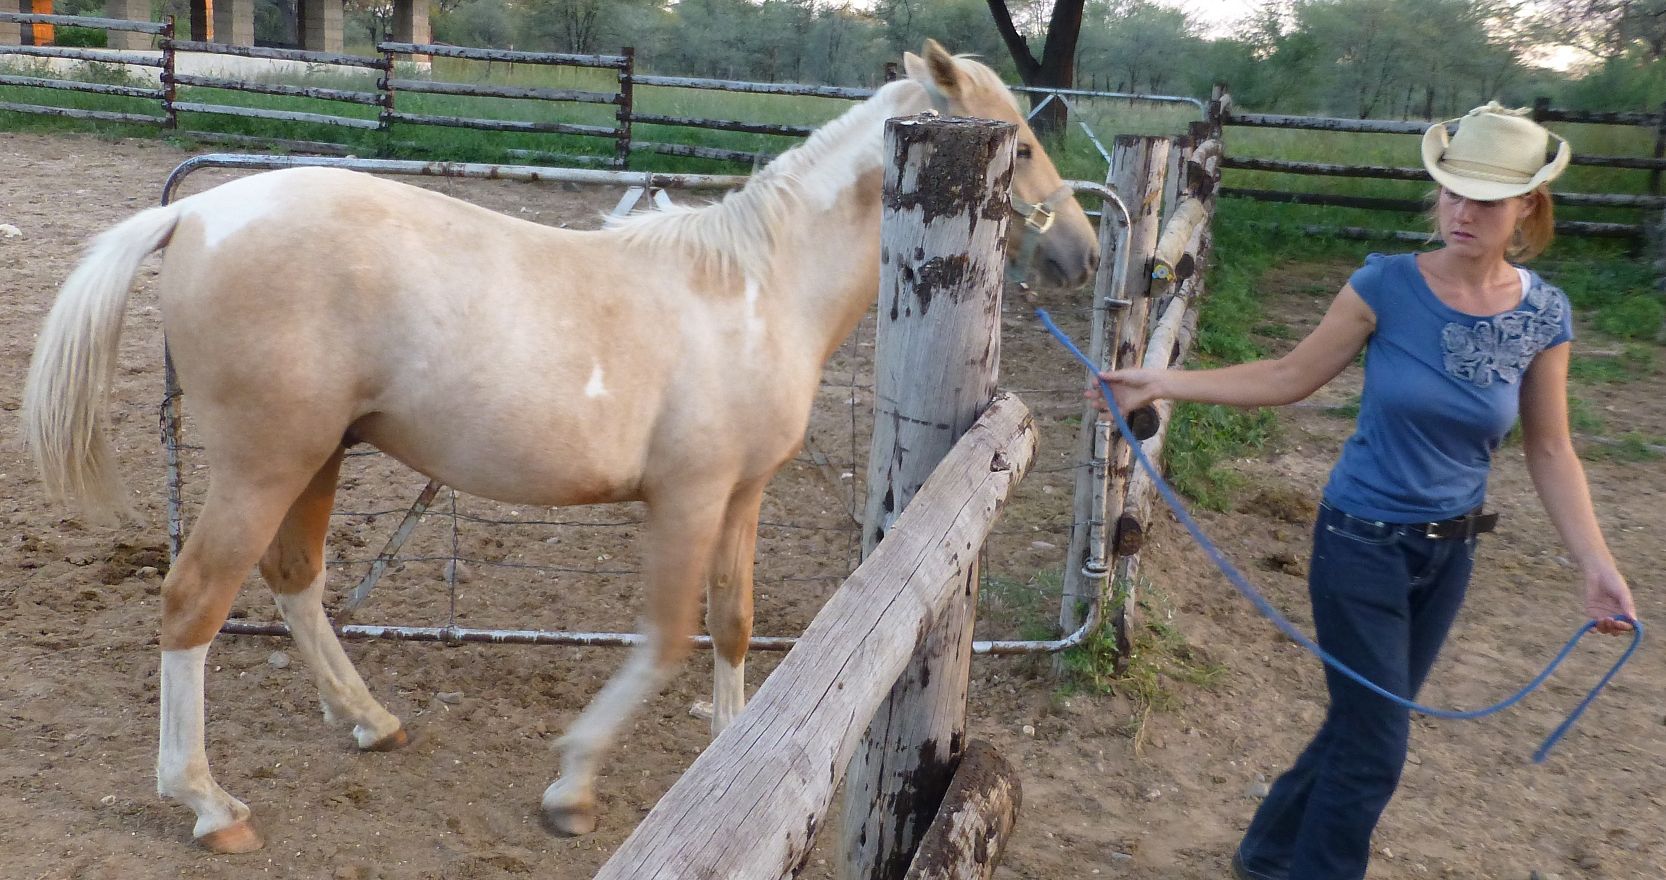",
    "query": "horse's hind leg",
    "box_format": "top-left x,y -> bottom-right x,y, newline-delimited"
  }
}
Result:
541,487 -> 727,836
705,481 -> 765,734
258,447 -> 405,752
157,466 -> 323,854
